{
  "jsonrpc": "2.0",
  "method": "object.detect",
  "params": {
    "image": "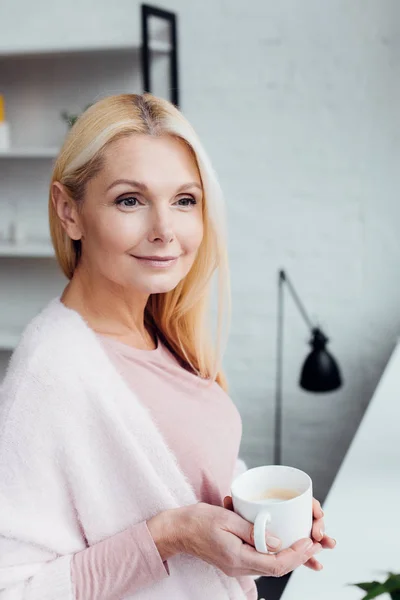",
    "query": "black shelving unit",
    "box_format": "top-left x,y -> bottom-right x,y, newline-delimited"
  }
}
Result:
141,4 -> 179,107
